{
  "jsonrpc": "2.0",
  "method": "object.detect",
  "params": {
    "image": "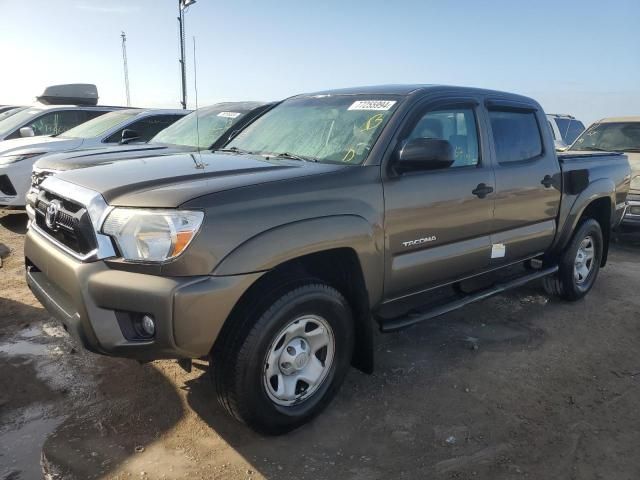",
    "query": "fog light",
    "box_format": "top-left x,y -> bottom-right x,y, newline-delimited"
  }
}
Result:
630,206 -> 640,216
140,315 -> 156,337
